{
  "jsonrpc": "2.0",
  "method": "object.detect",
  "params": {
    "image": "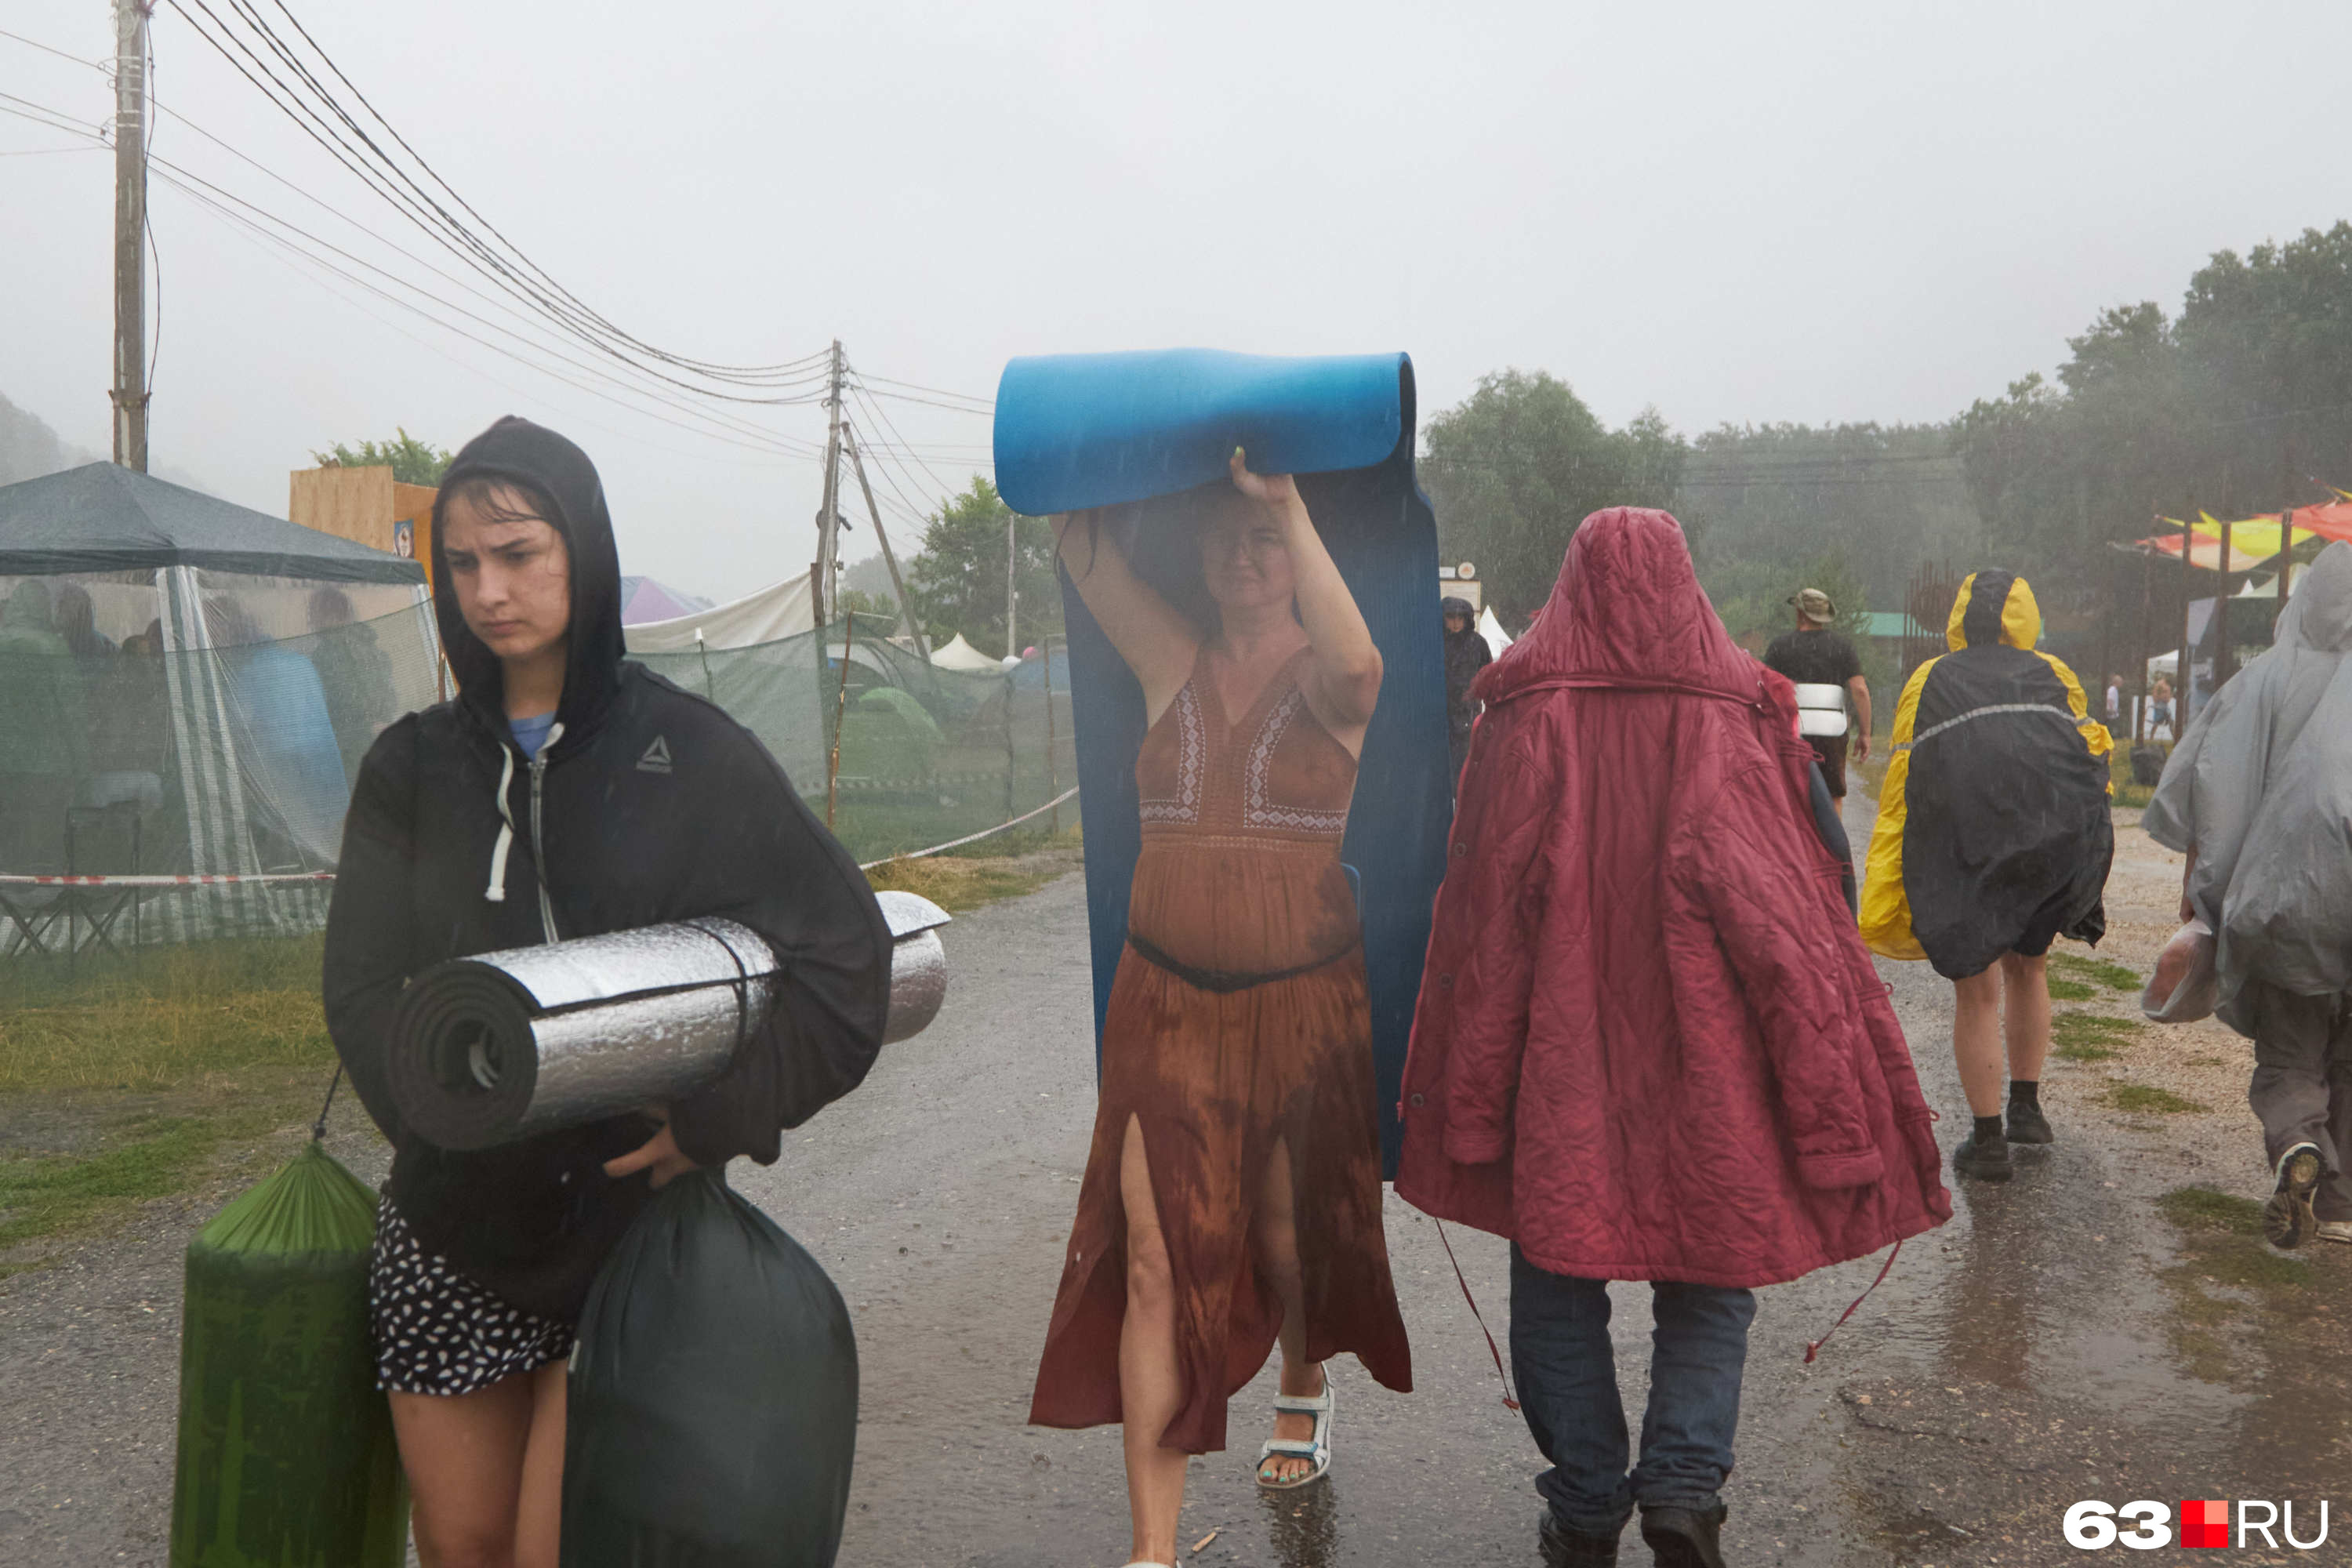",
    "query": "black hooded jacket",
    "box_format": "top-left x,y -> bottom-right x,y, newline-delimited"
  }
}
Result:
1440,596 -> 1490,754
324,417 -> 892,1318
